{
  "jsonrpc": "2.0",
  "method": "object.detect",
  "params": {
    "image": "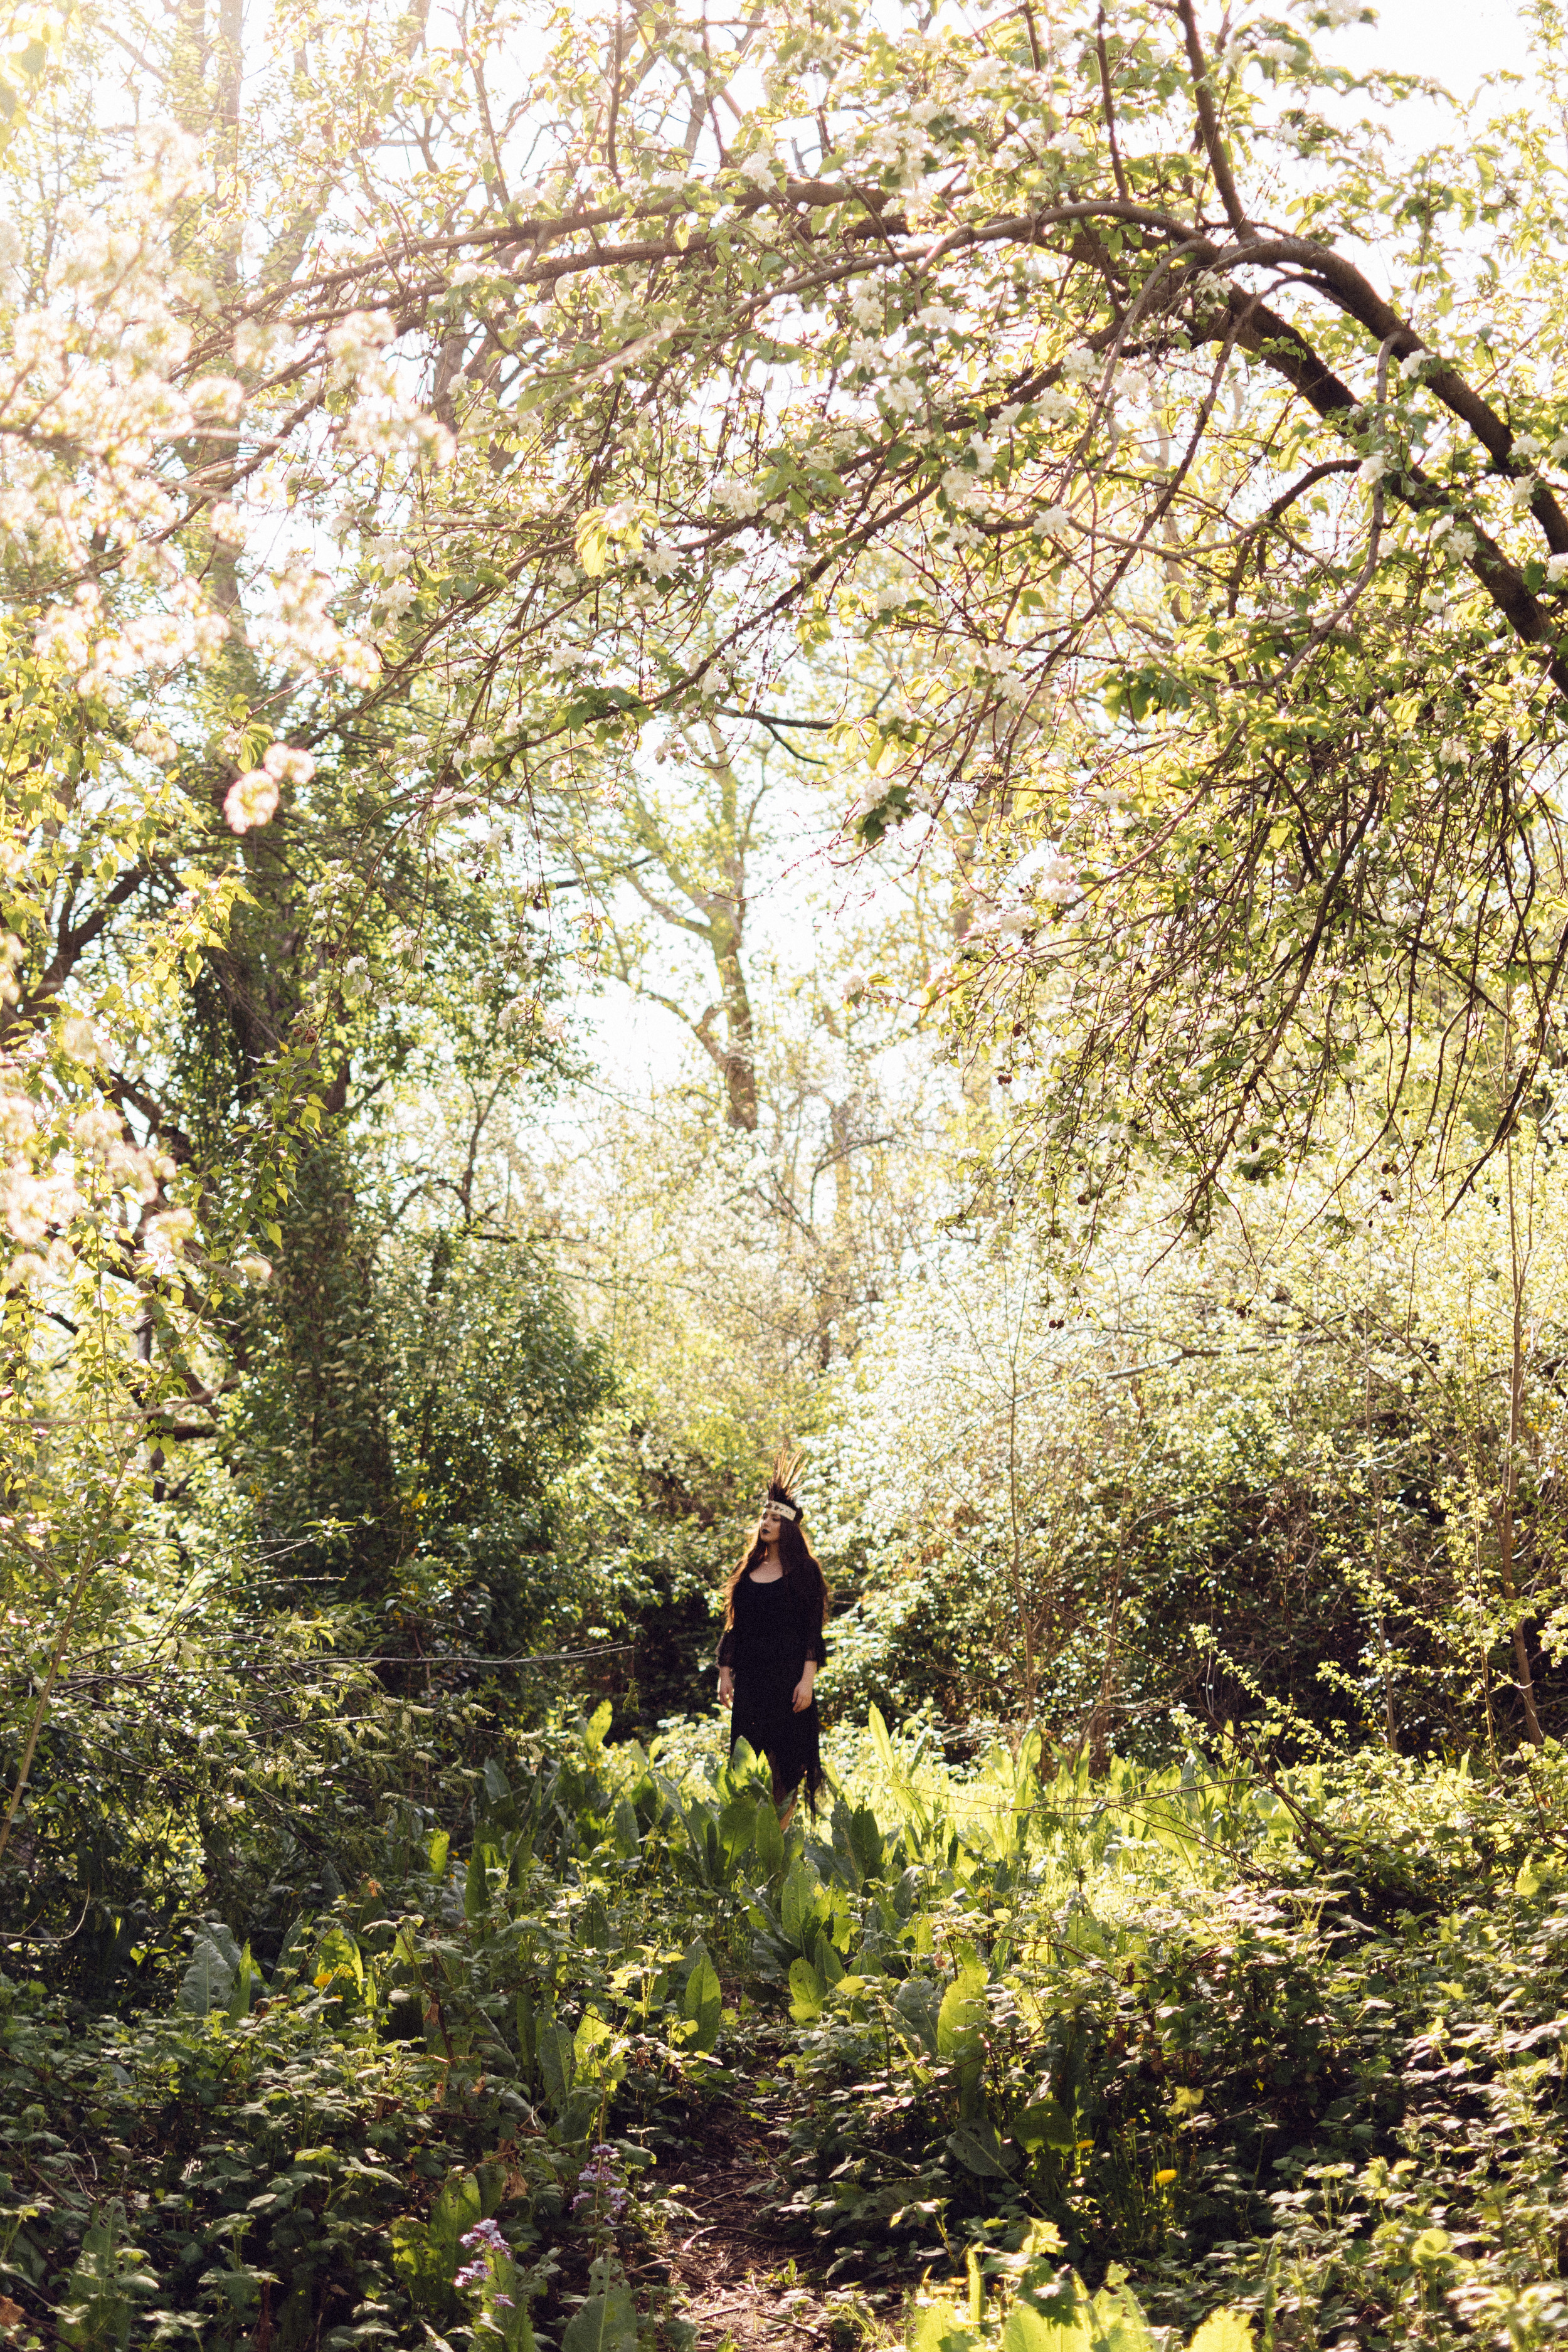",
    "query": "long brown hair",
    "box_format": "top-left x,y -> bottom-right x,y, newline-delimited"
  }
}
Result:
721,1463 -> 831,1631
